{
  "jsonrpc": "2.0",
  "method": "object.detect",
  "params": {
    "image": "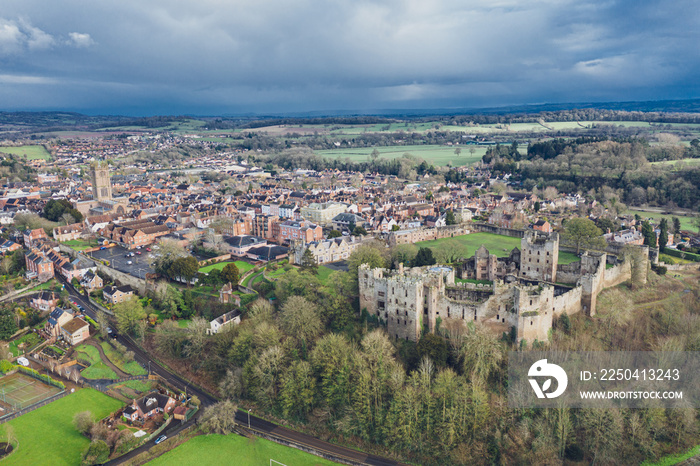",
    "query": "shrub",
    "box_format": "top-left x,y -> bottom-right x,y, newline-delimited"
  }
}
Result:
0,359 -> 14,373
